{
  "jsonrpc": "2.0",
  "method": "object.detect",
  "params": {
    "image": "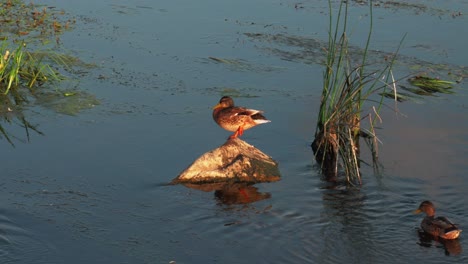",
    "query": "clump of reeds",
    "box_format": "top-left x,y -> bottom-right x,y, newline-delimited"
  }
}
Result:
0,41 -> 63,145
0,1 -> 92,146
0,41 -> 61,95
312,0 -> 401,185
